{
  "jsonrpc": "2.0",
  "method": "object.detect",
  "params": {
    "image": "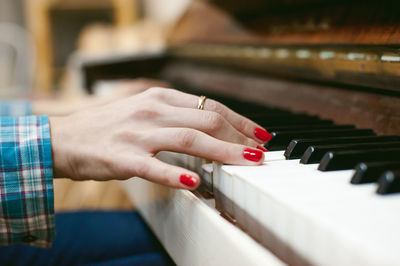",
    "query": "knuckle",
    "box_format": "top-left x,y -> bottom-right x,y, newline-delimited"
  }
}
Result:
159,174 -> 174,187
216,145 -> 233,163
135,162 -> 150,178
145,87 -> 164,98
247,138 -> 259,147
236,134 -> 251,146
207,100 -> 225,114
237,118 -> 251,133
176,129 -> 197,149
114,130 -> 138,143
204,112 -> 224,133
131,106 -> 160,119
